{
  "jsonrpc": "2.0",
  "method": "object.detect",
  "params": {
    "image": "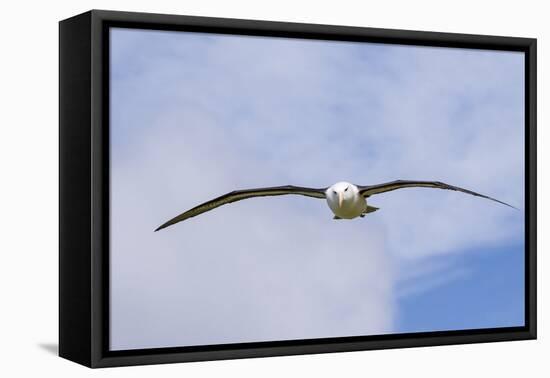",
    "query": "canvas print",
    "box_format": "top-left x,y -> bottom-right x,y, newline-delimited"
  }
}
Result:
109,27 -> 525,351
